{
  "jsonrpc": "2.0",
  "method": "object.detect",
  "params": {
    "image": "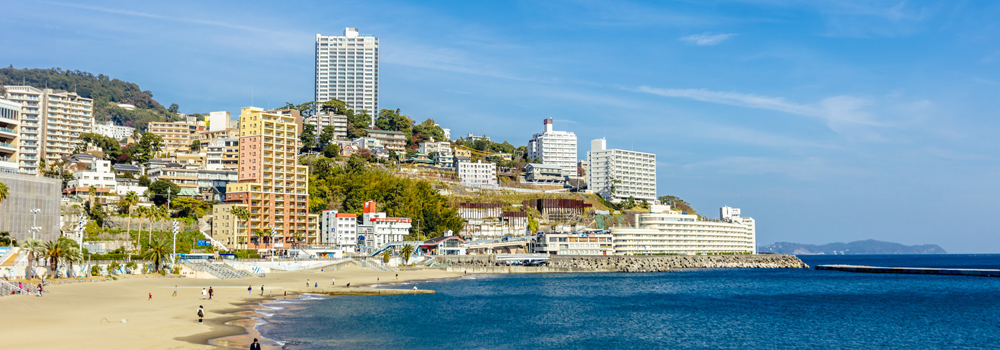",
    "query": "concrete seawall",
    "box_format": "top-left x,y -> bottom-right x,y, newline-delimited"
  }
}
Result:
816,265 -> 1000,277
432,254 -> 808,273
